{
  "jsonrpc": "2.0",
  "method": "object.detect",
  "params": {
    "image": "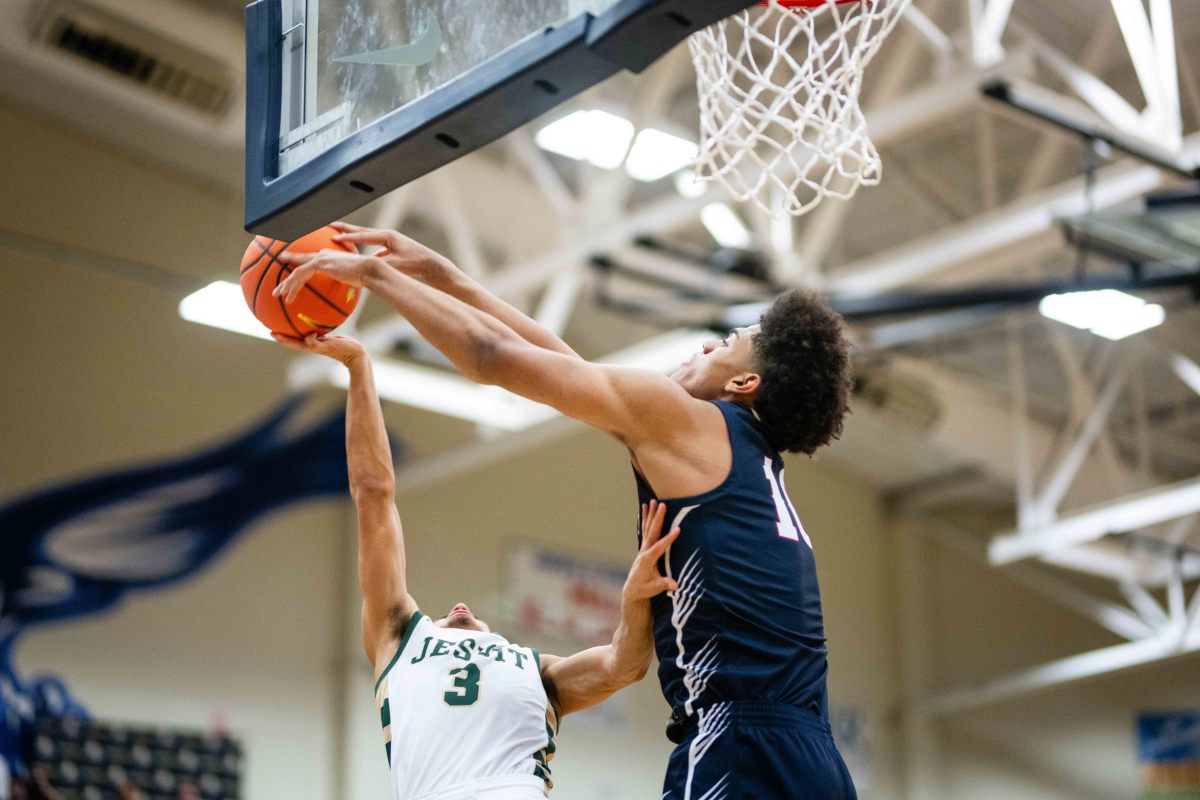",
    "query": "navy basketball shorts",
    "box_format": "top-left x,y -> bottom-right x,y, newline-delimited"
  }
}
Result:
661,702 -> 856,800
